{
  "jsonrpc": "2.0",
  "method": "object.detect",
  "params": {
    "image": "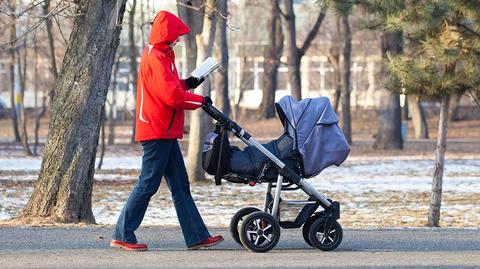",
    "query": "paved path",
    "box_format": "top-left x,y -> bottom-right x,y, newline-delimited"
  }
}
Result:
0,226 -> 479,268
